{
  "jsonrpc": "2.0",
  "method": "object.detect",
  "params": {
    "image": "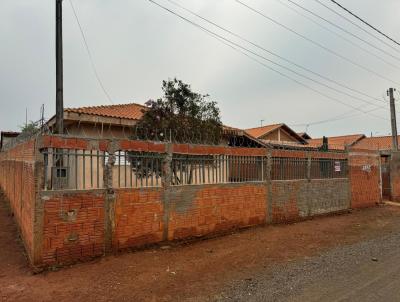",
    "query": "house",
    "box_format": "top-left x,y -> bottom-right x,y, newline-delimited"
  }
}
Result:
351,135 -> 400,152
297,132 -> 312,140
0,131 -> 20,150
245,124 -> 307,148
45,102 -> 268,148
307,134 -> 366,151
47,103 -> 146,138
43,103 -> 270,190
